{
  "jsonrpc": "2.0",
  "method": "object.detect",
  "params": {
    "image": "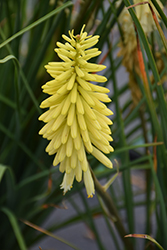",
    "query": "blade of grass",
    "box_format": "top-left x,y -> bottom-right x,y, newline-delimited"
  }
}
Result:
90,168 -> 134,250
16,167 -> 58,190
0,1 -> 73,49
148,2 -> 167,54
149,155 -> 167,248
0,164 -> 8,182
1,207 -> 27,250
0,42 -> 41,113
124,0 -> 167,123
0,122 -> 45,170
151,0 -> 167,28
97,195 -> 122,250
108,37 -> 134,235
77,188 -> 106,250
22,219 -> 81,250
125,234 -> 164,250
